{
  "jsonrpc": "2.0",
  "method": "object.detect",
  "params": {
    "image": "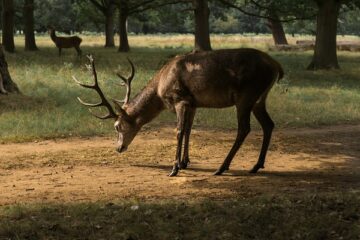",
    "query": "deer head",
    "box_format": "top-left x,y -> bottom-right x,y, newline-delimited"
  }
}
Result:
47,25 -> 54,34
73,55 -> 138,153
